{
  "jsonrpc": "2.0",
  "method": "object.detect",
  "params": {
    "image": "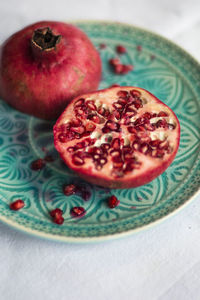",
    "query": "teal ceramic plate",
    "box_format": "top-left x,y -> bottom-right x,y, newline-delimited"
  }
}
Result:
0,21 -> 200,243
